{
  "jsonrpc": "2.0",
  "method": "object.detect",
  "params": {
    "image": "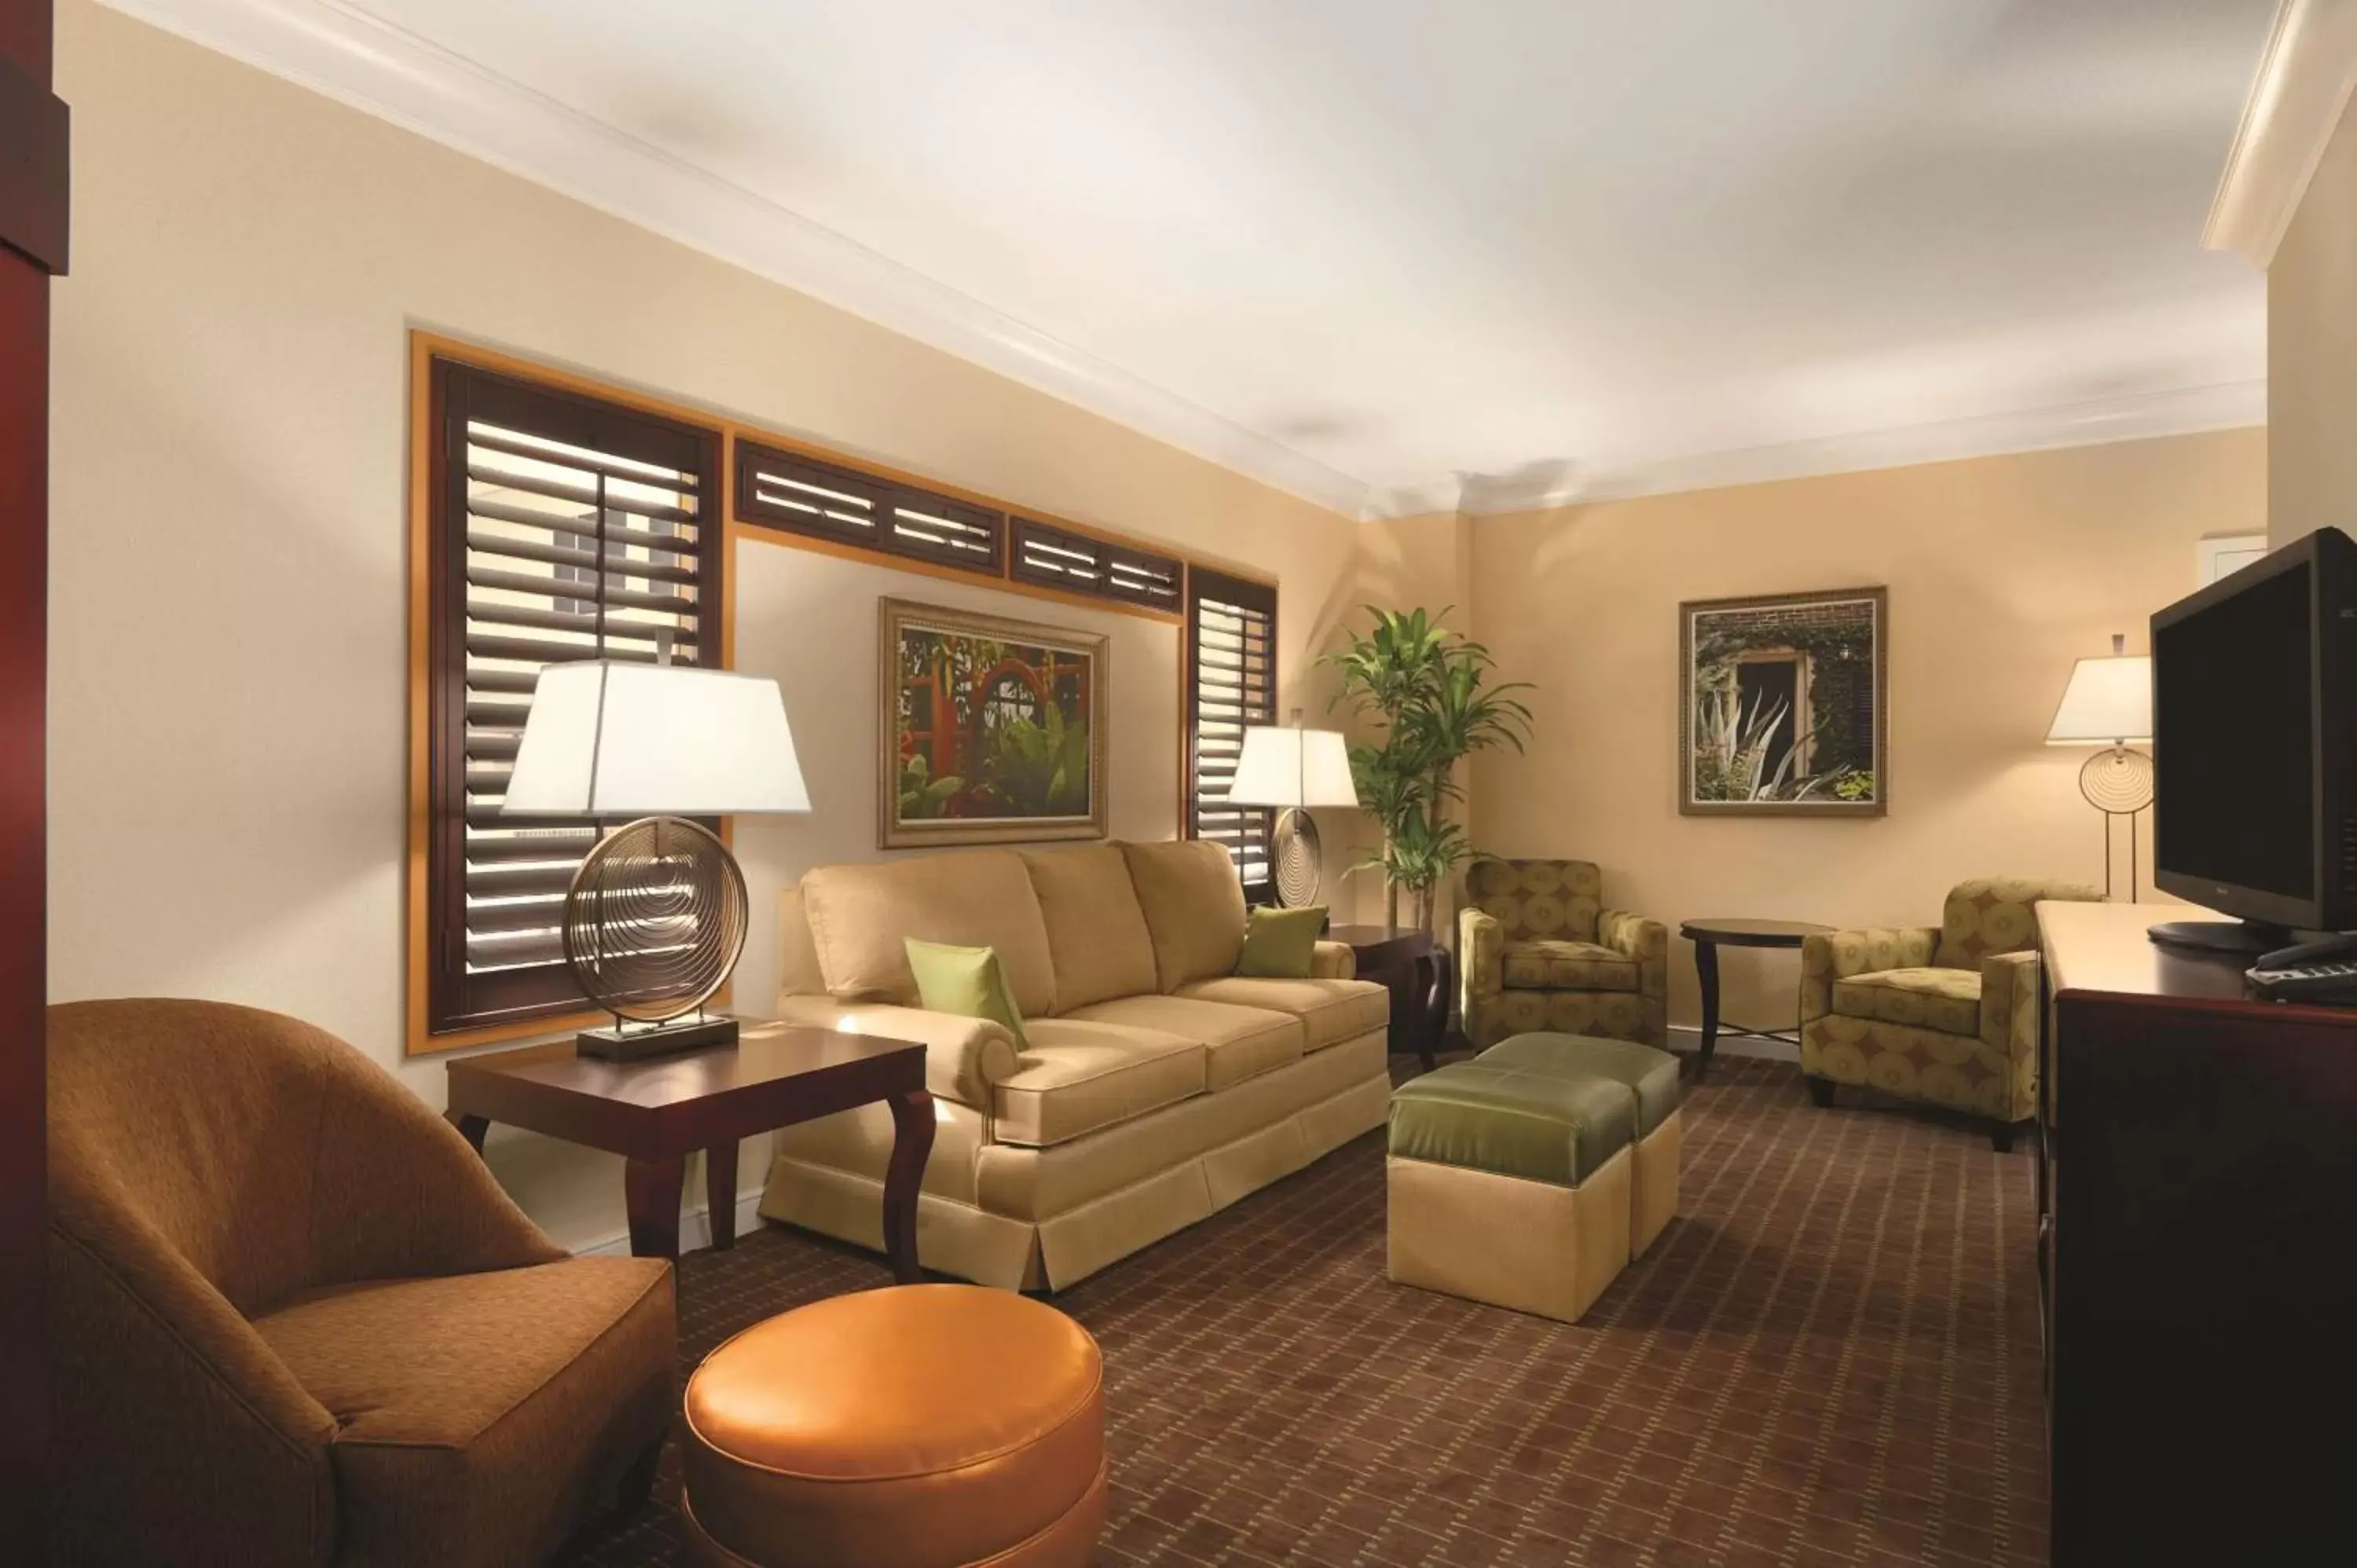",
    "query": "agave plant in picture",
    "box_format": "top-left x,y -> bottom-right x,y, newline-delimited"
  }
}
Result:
1678,587 -> 1887,817
1322,606 -> 1533,932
